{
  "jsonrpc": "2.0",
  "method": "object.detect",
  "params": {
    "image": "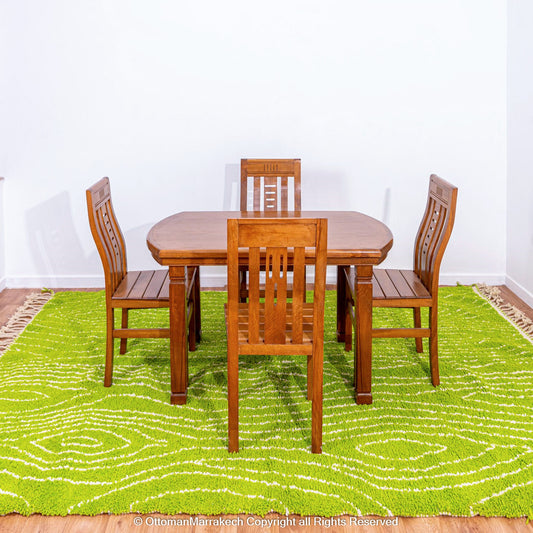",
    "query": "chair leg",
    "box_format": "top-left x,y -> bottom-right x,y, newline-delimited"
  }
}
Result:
119,309 -> 128,355
413,308 -> 423,353
188,301 -> 196,352
307,354 -> 313,400
194,267 -> 201,343
429,306 -> 439,386
228,346 -> 239,452
104,307 -> 114,387
344,298 -> 353,352
239,268 -> 247,303
350,295 -> 359,387
311,347 -> 323,454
